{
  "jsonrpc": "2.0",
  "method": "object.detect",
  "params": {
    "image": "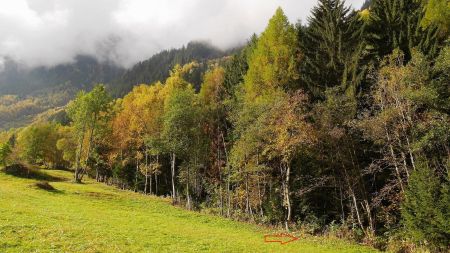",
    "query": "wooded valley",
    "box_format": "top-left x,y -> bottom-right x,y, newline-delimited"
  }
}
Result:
0,0 -> 449,252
